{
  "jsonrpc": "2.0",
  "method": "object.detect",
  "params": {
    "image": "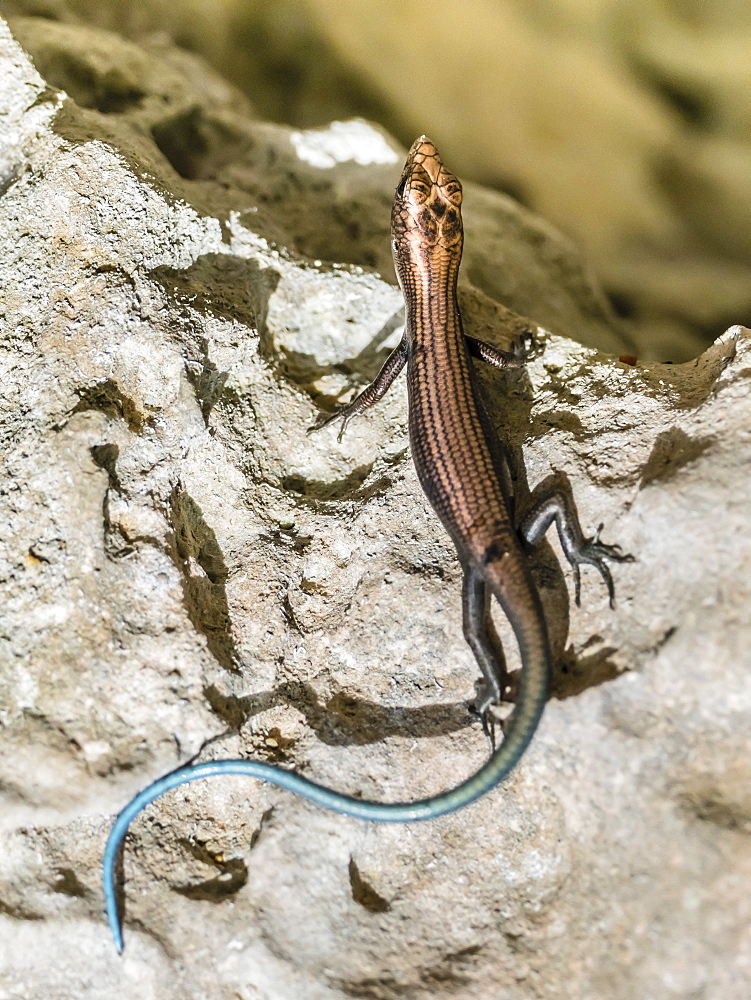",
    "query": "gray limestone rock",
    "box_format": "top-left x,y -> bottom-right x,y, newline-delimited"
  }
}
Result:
1,16 -> 749,1000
